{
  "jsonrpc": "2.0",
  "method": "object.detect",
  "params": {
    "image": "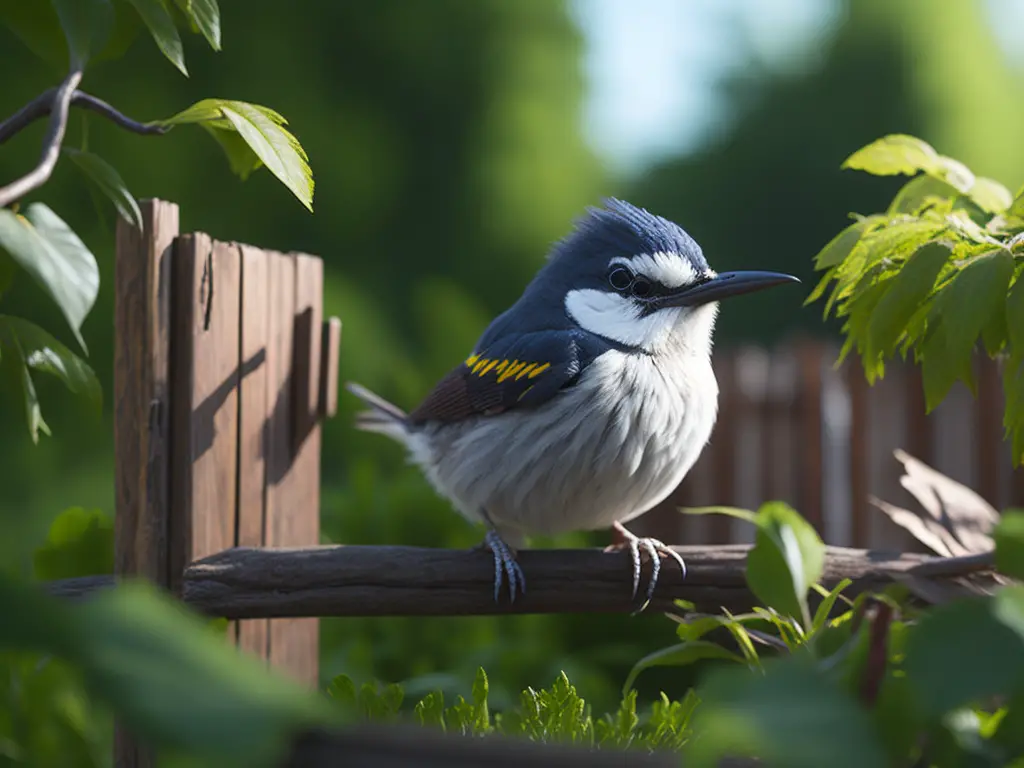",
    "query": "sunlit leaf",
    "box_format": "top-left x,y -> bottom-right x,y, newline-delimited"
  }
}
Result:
173,0 -> 219,49
201,124 -> 263,180
888,175 -> 959,216
904,588 -> 1024,719
746,502 -> 825,629
159,99 -> 313,210
679,505 -> 757,523
810,578 -> 852,636
125,0 -> 186,75
842,134 -> 943,178
51,0 -> 113,67
0,315 -> 101,414
969,177 -> 1014,215
0,205 -> 99,354
63,147 -> 143,230
812,216 -> 884,270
